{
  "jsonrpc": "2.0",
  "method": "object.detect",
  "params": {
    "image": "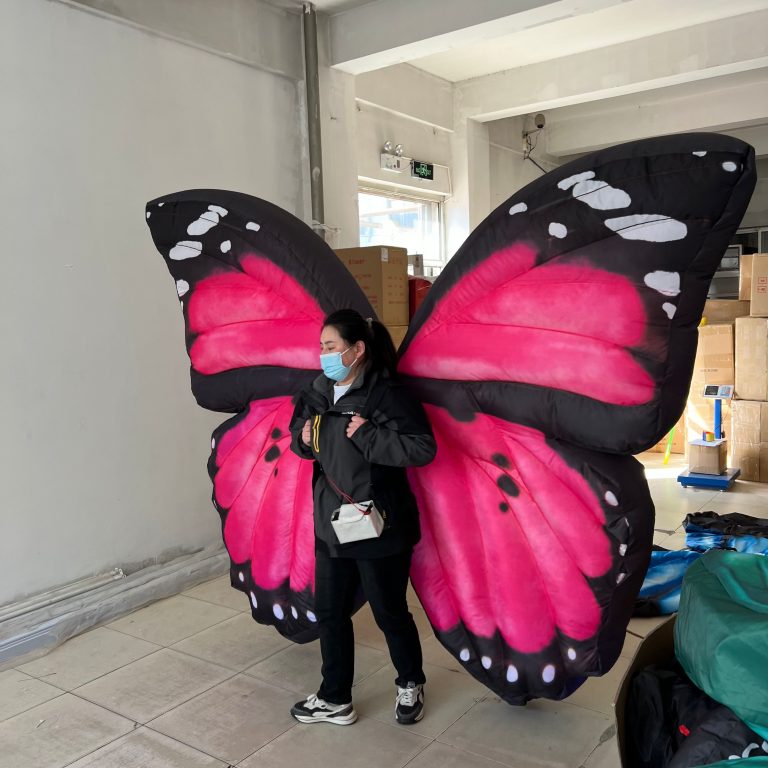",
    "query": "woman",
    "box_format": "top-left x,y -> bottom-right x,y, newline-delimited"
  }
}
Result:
289,309 -> 436,726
